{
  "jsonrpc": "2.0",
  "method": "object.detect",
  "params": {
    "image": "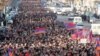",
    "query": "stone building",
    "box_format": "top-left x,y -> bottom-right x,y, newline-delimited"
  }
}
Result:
0,0 -> 11,11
